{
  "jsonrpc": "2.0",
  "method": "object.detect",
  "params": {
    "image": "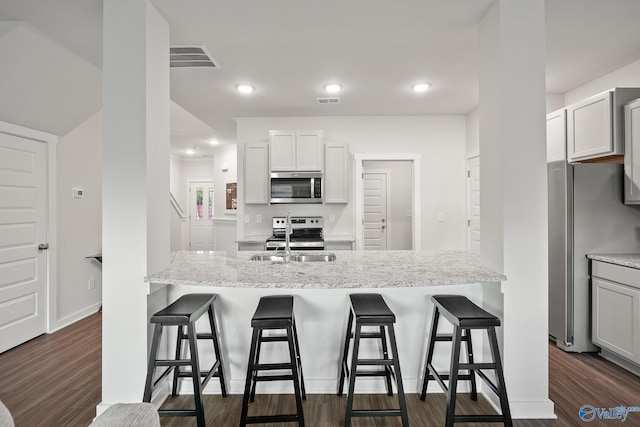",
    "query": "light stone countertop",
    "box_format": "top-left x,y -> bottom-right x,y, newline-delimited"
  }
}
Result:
324,235 -> 355,243
236,235 -> 270,244
587,254 -> 640,270
145,250 -> 506,289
